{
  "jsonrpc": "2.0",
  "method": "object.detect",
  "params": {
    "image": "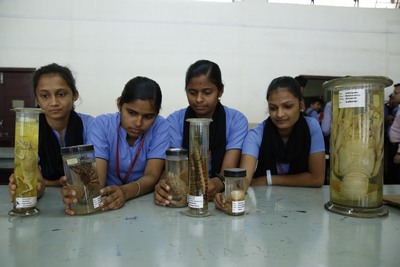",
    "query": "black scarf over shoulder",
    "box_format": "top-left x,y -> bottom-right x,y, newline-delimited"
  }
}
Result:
253,116 -> 311,178
182,102 -> 226,177
39,111 -> 84,180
